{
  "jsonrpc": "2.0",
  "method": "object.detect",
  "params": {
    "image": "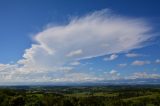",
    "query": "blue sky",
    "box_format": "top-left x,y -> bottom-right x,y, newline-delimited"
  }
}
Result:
0,0 -> 160,84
